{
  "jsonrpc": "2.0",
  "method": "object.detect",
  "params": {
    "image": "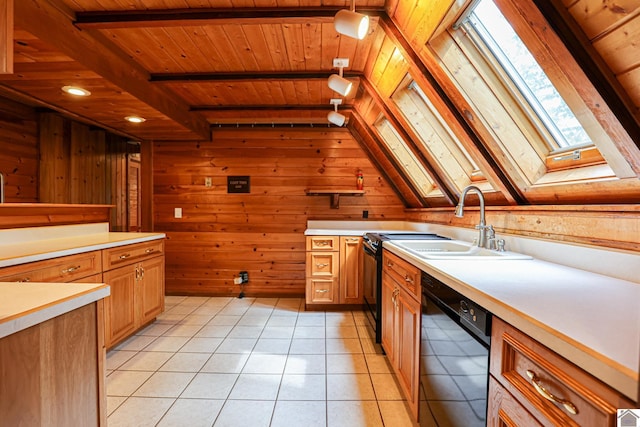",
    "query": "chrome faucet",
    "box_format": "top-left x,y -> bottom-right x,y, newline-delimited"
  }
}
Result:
455,185 -> 496,249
